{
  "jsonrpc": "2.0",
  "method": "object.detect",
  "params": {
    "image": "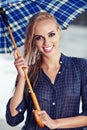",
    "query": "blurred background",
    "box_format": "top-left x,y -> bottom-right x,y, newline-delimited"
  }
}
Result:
0,11 -> 87,130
